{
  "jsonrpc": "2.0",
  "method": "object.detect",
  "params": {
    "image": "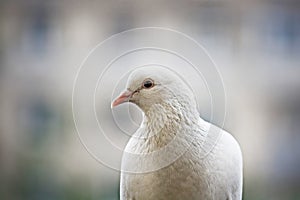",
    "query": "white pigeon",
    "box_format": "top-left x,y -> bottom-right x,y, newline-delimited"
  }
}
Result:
112,67 -> 243,200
